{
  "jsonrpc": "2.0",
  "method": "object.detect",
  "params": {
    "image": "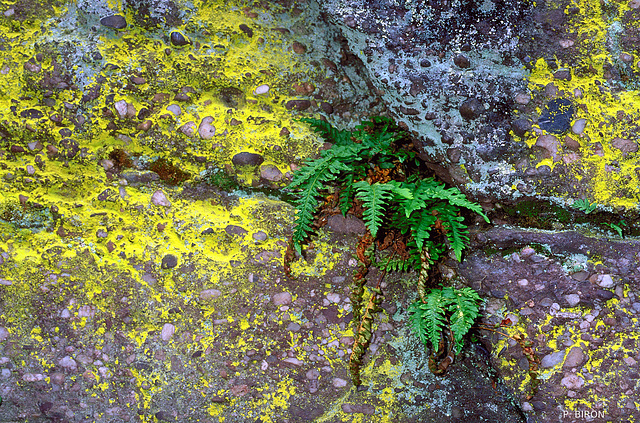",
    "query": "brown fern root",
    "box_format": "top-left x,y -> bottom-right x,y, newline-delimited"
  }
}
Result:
349,286 -> 383,386
351,233 -> 374,326
418,247 -> 430,302
283,237 -> 296,279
